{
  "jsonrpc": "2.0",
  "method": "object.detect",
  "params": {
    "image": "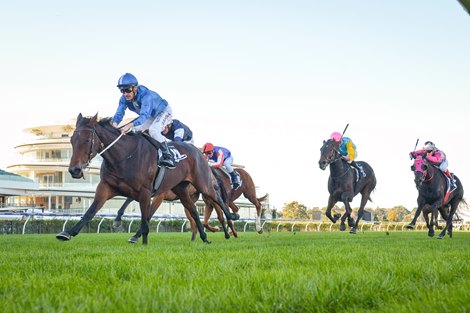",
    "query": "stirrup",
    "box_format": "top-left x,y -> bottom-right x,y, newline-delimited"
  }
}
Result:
158,158 -> 176,169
